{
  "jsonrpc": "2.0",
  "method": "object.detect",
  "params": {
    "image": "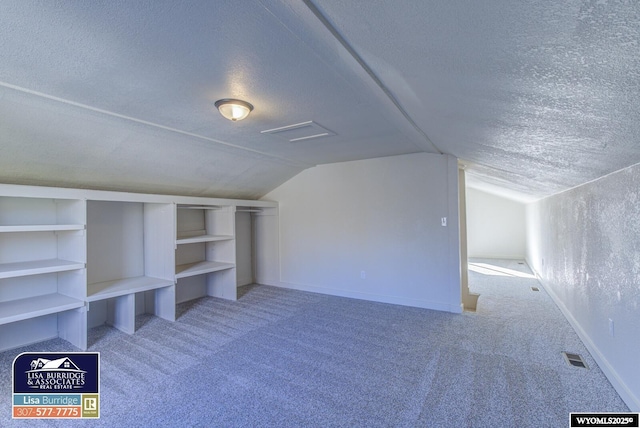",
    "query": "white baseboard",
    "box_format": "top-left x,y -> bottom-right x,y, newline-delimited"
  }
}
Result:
528,260 -> 640,411
254,277 -> 280,287
468,253 -> 525,260
236,276 -> 254,287
266,280 -> 463,313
